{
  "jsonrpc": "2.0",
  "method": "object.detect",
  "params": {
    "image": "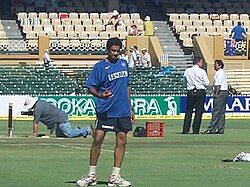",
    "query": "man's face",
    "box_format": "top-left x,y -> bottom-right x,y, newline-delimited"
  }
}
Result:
108,45 -> 120,62
214,62 -> 220,71
197,59 -> 203,68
